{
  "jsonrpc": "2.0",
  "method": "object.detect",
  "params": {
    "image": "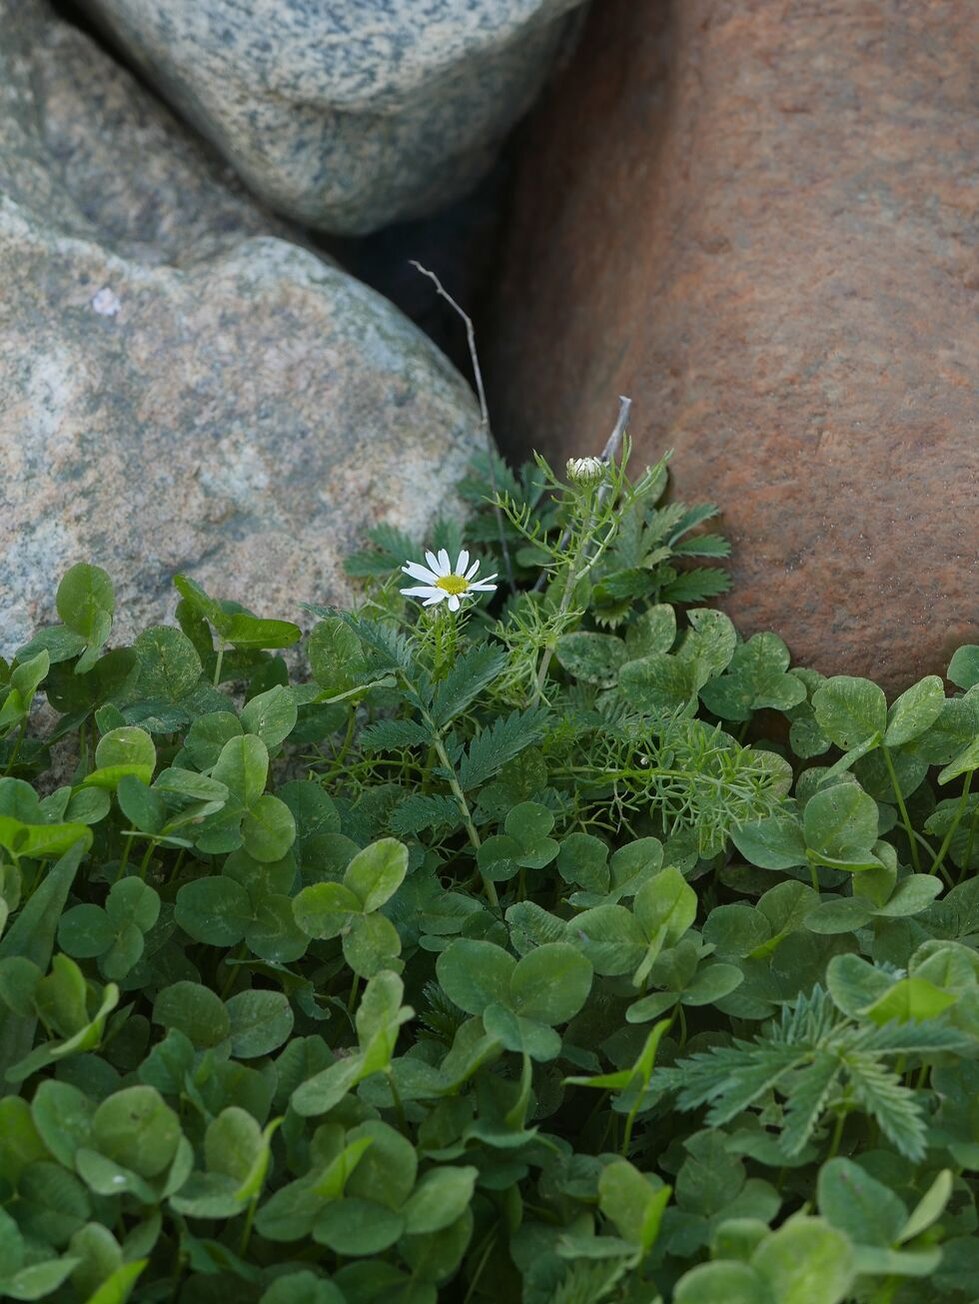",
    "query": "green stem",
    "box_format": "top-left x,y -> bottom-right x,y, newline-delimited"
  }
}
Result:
826,1108 -> 847,1160
808,855 -> 821,895
931,770 -> 973,879
2,723 -> 26,777
114,830 -> 134,883
962,802 -> 979,884
531,541 -> 585,709
387,1069 -> 407,1132
881,746 -> 921,872
239,1198 -> 258,1257
331,708 -> 357,774
137,838 -> 157,882
431,735 -> 497,907
219,942 -> 248,1000
212,643 -> 225,688
462,1230 -> 498,1304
